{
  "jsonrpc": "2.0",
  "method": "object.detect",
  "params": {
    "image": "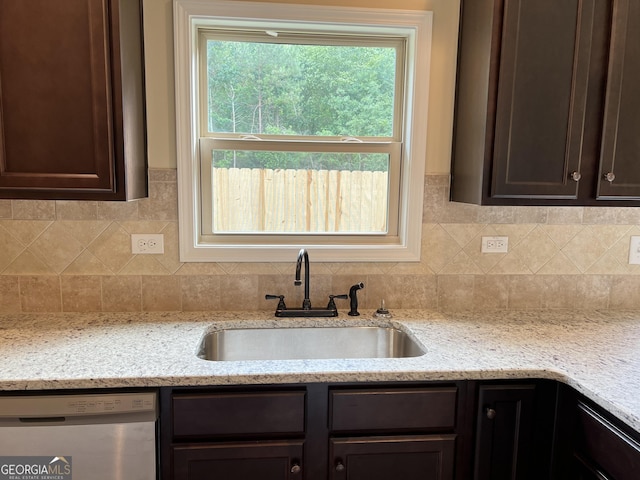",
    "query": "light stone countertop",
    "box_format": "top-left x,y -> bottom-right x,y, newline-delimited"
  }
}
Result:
0,310 -> 638,433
